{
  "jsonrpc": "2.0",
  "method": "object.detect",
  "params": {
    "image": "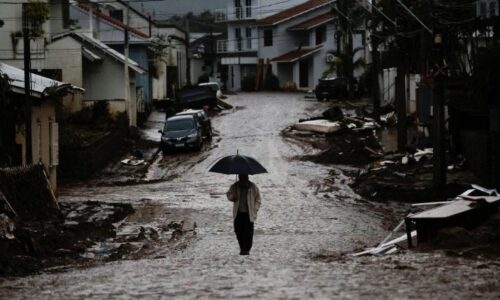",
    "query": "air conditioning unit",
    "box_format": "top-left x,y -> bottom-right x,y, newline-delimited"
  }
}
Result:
326,53 -> 335,63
